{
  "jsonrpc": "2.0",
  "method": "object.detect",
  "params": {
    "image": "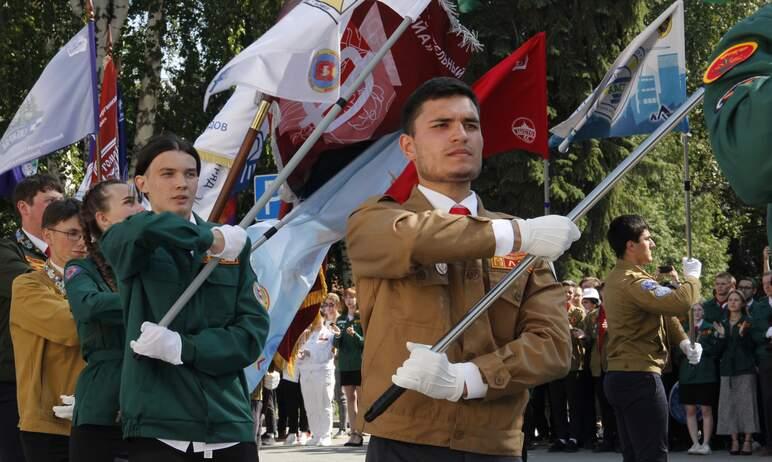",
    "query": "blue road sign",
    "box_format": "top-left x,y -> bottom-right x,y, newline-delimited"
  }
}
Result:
253,174 -> 281,220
